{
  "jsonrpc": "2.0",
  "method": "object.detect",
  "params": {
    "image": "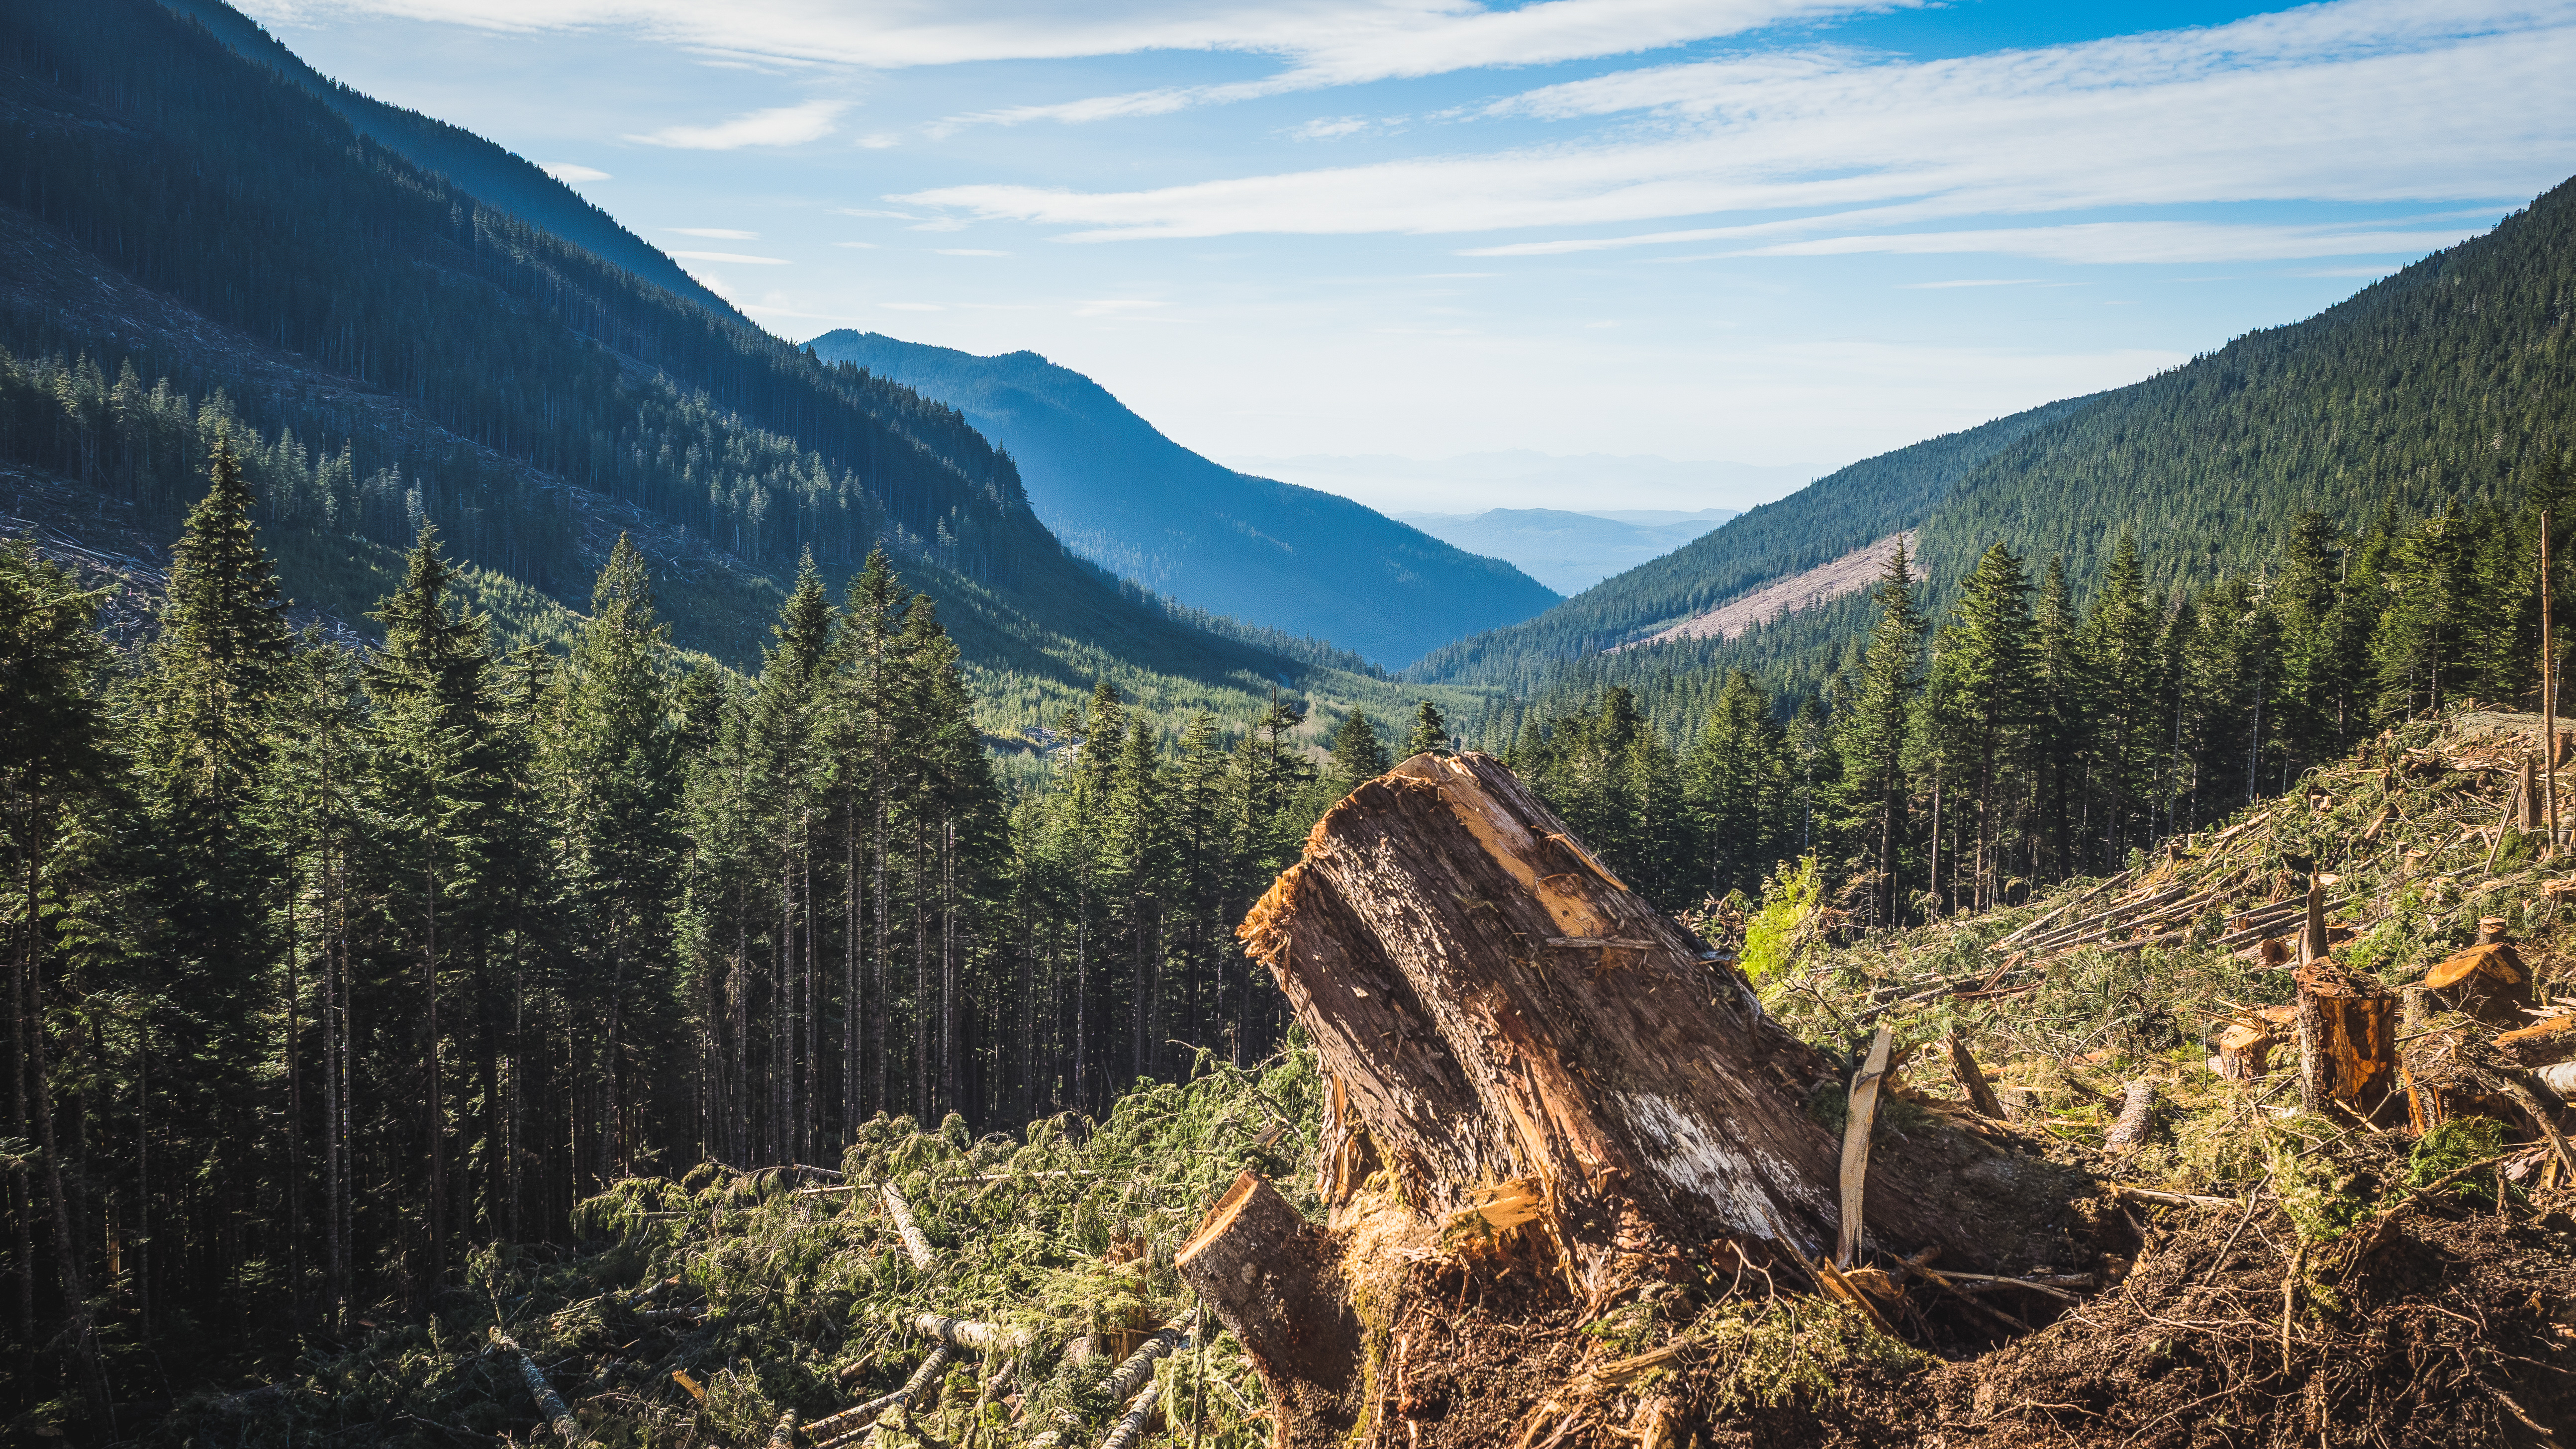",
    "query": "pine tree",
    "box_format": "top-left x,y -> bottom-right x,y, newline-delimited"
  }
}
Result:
1834,541 -> 1924,926
557,535 -> 682,1182
1929,543 -> 2034,911
1404,700 -> 1449,757
1327,709 -> 1391,790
